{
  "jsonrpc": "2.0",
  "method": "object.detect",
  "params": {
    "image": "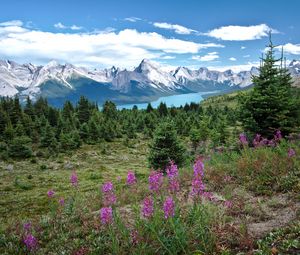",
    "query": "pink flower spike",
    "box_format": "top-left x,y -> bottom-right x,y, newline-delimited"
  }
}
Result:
163,196 -> 175,219
47,190 -> 55,198
142,196 -> 154,218
23,234 -> 37,251
70,171 -> 78,187
288,148 -> 296,158
126,171 -> 137,185
100,207 -> 113,225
